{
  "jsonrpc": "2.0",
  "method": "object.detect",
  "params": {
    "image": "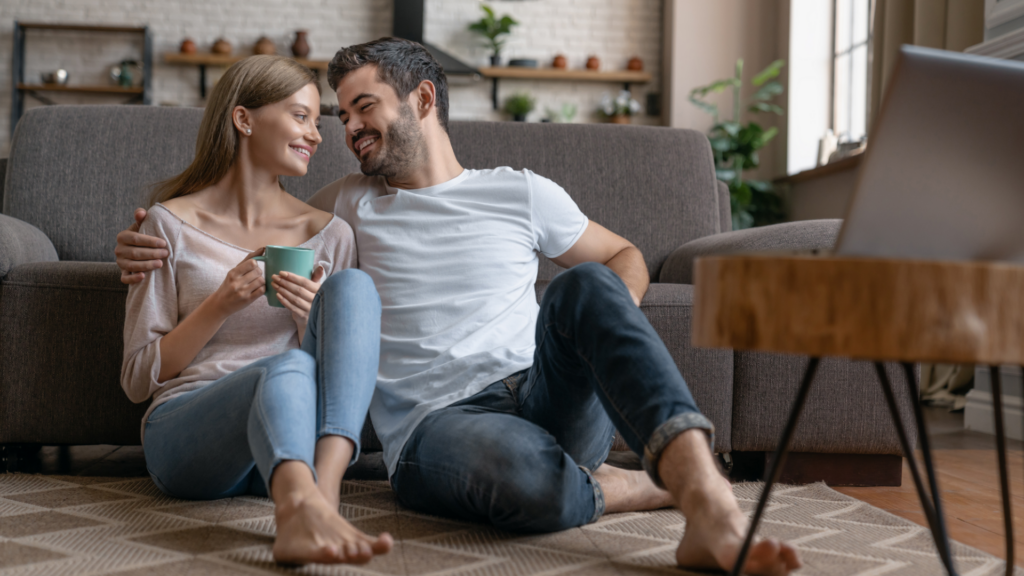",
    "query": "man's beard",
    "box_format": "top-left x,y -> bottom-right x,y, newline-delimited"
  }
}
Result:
357,103 -> 426,179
